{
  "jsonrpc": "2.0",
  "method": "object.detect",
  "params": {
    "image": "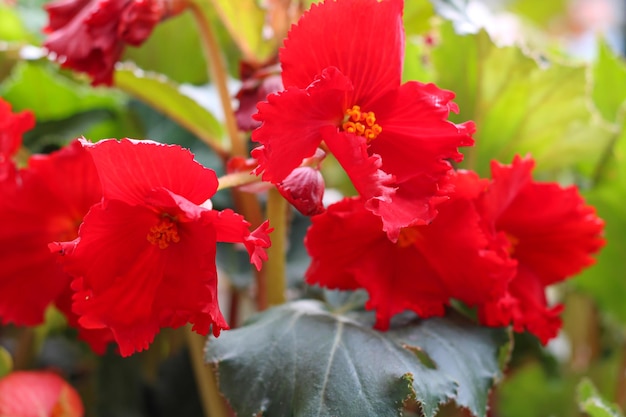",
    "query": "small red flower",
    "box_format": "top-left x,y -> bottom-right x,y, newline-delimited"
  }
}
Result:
477,156 -> 605,343
52,139 -> 271,356
252,0 -> 474,240
0,371 -> 84,417
43,0 -> 186,86
0,141 -> 102,329
305,170 -> 515,330
0,98 -> 35,180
